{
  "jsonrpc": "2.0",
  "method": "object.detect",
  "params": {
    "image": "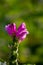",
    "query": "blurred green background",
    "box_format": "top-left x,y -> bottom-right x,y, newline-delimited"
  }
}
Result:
0,0 -> 43,64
